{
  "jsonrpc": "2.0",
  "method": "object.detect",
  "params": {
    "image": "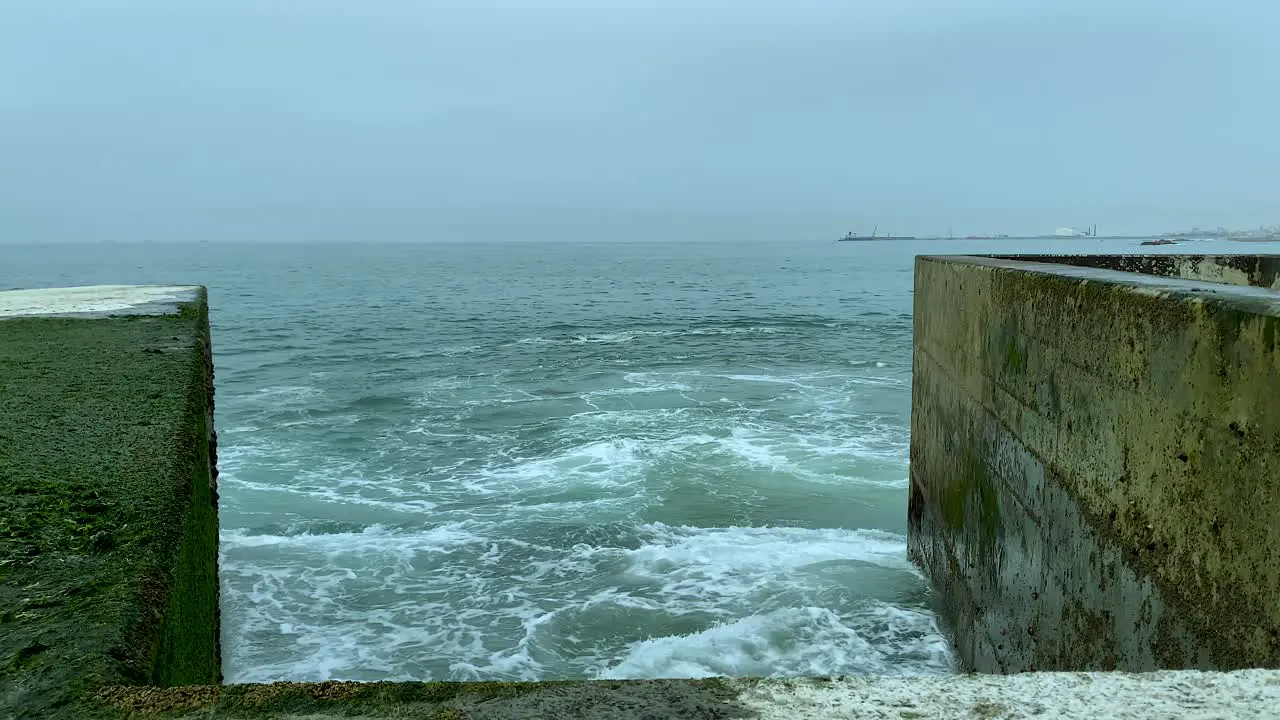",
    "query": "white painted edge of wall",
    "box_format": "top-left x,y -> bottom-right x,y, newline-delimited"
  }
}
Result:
734,669 -> 1280,719
0,285 -> 202,318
